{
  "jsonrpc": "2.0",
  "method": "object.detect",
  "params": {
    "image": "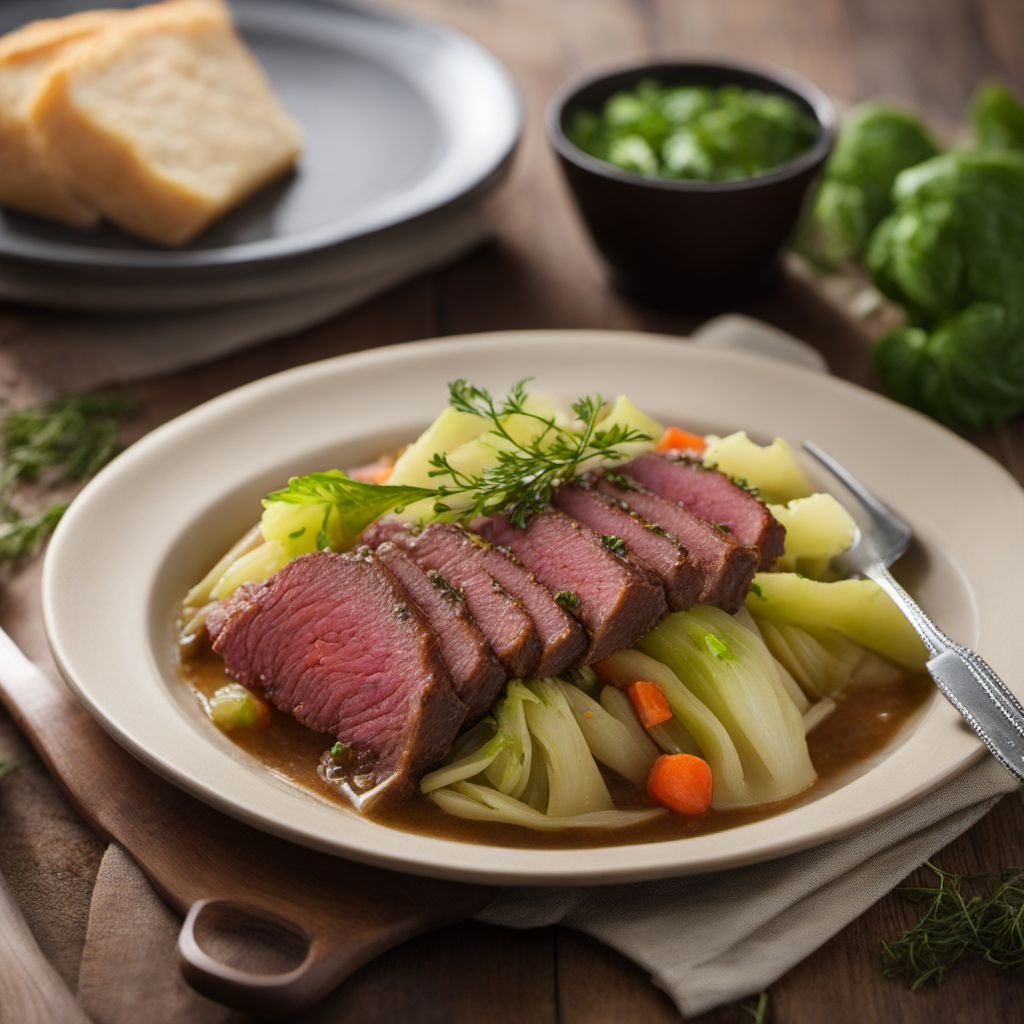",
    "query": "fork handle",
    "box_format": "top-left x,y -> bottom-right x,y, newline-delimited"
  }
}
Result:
868,563 -> 1024,783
